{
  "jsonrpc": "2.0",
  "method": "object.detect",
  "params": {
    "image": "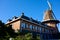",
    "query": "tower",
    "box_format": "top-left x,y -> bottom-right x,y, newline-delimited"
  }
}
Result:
42,0 -> 60,33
